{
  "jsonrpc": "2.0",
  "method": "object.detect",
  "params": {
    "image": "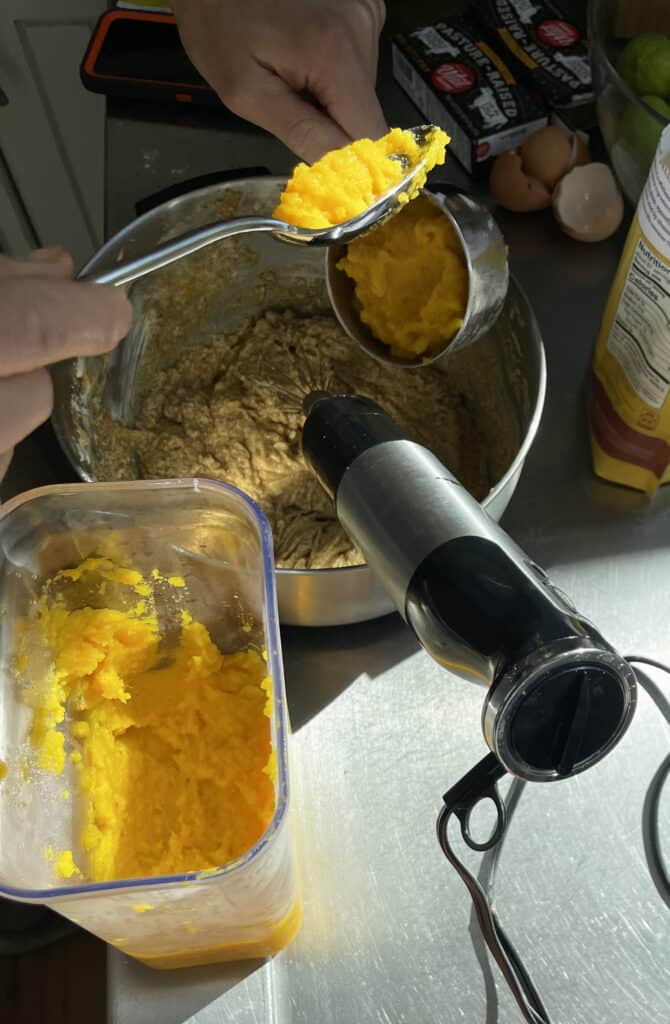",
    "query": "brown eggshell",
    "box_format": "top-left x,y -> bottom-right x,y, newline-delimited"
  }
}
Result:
490,151 -> 552,213
519,125 -> 574,189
